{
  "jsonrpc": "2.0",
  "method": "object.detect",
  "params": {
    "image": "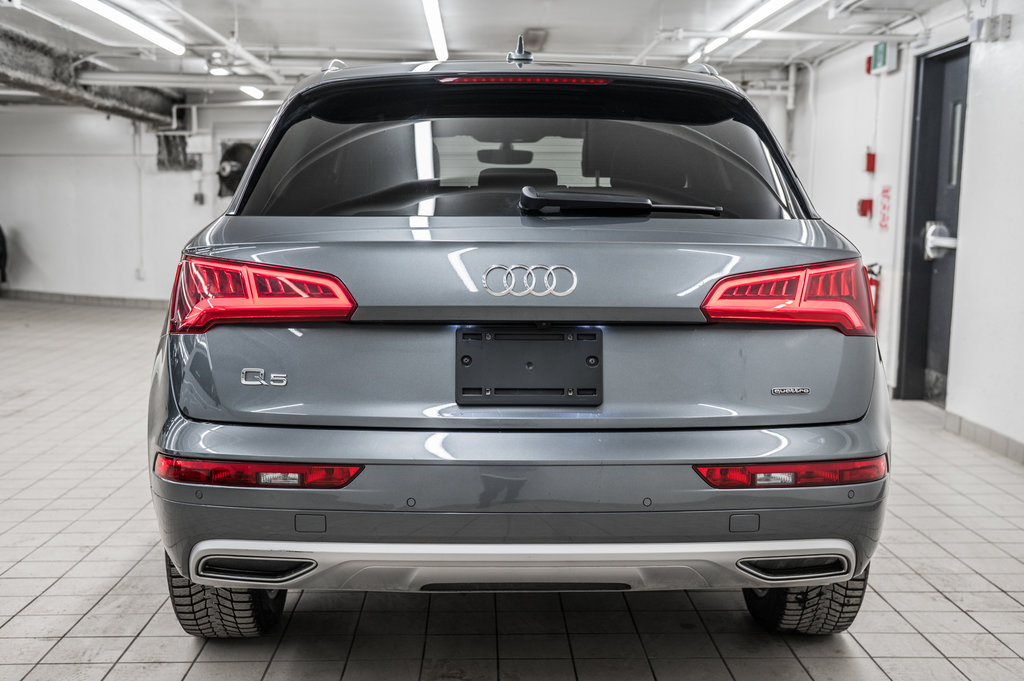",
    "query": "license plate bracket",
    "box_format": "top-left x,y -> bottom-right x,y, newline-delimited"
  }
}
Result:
455,326 -> 603,406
